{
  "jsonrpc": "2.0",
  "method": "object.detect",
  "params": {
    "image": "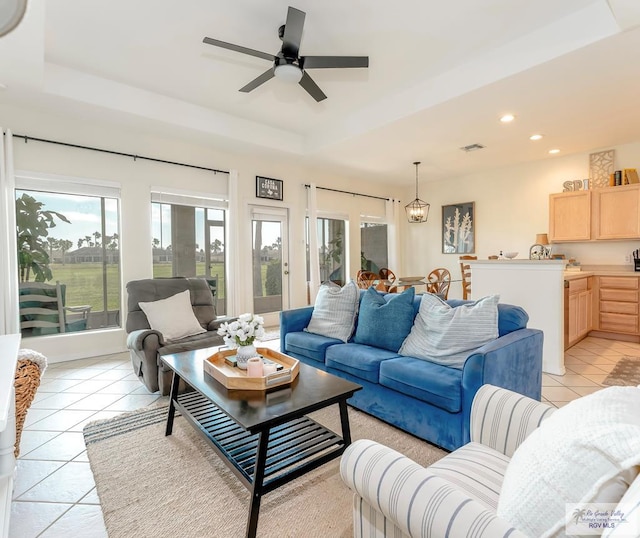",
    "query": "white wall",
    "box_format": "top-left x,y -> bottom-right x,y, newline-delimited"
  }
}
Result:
403,141 -> 640,298
5,101 -> 640,359
1,103 -> 391,360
